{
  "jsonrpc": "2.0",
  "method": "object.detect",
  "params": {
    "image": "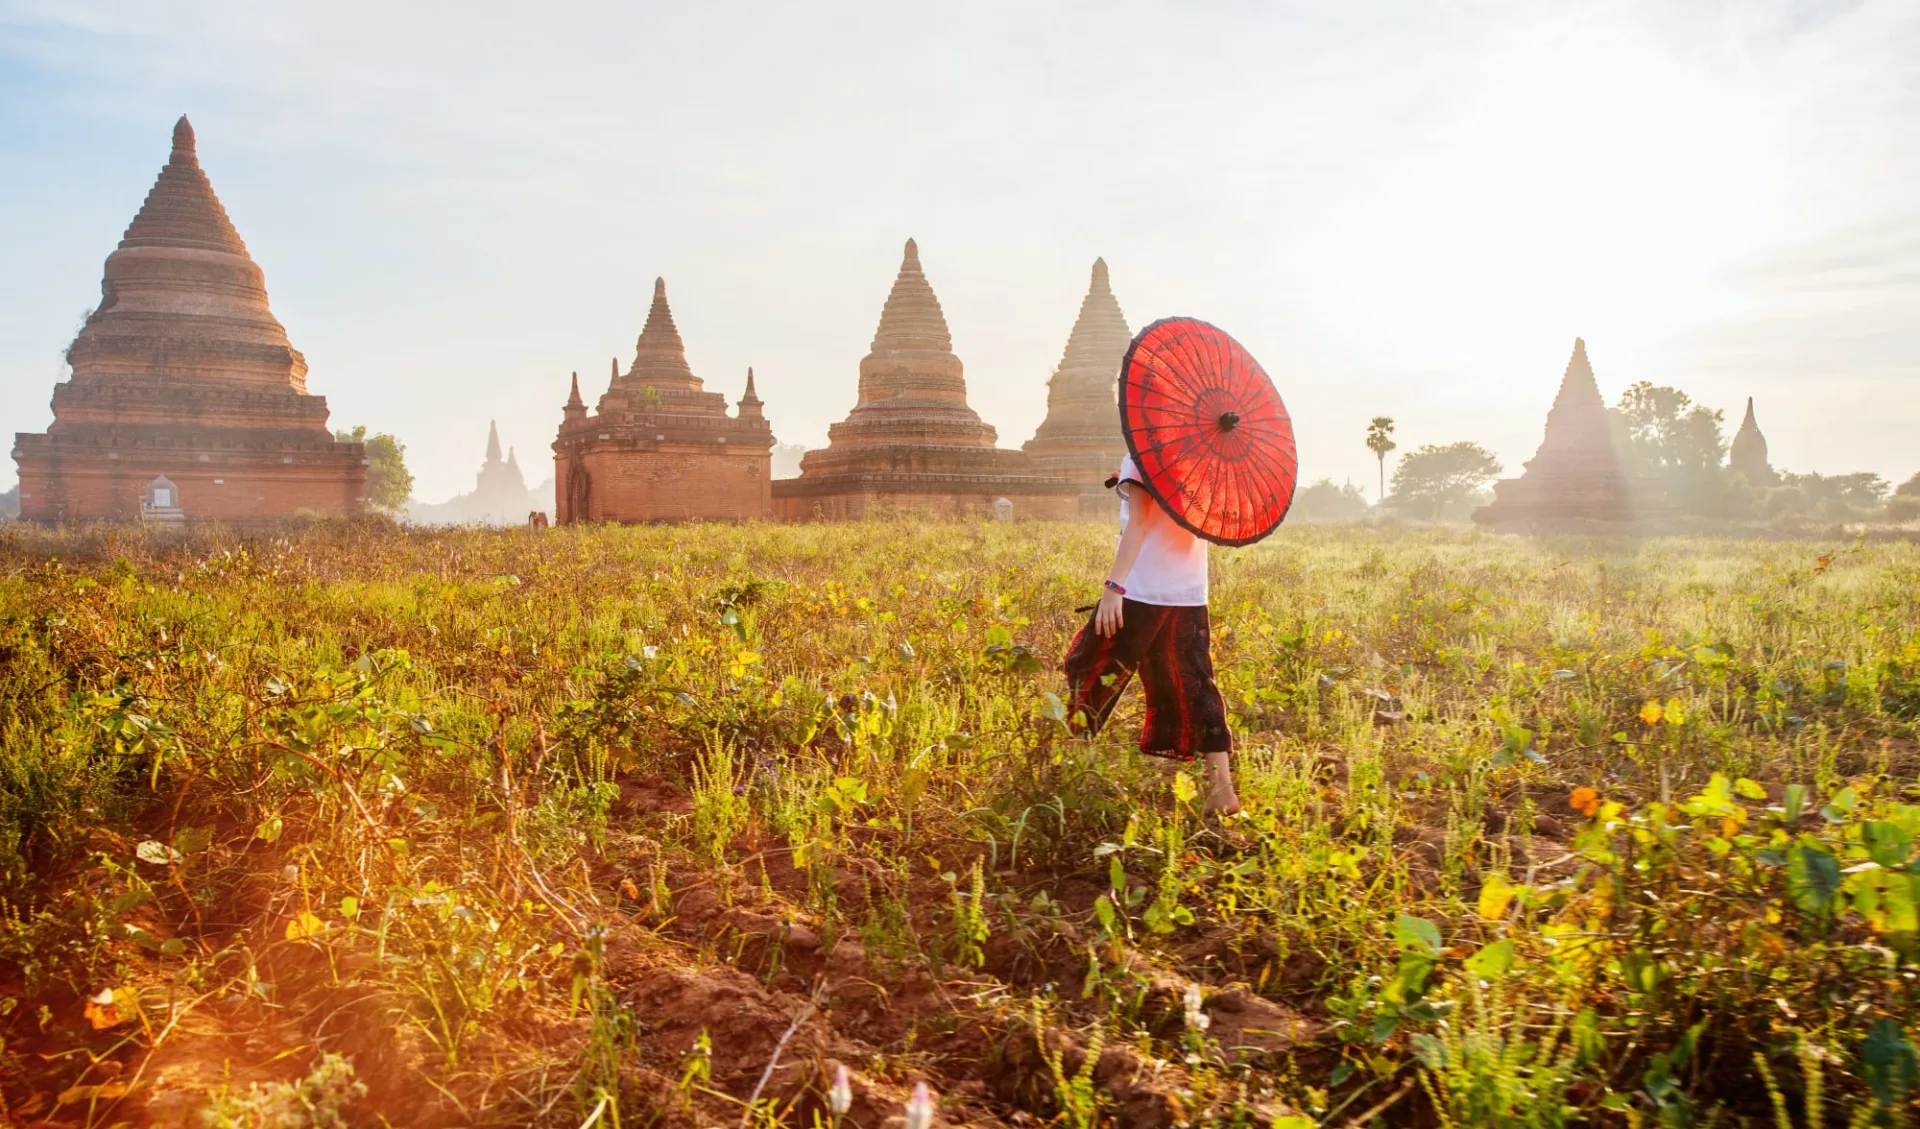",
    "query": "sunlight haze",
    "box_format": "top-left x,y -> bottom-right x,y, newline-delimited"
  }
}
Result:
2,0 -> 1913,503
